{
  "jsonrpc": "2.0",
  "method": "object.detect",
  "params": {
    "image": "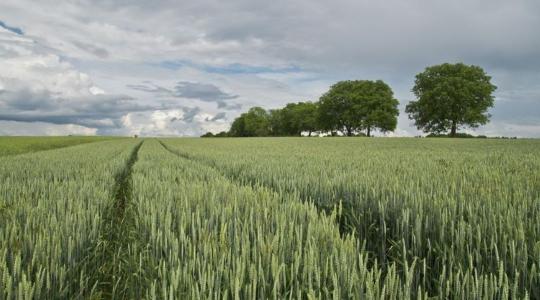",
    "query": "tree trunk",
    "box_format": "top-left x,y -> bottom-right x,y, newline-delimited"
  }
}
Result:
346,127 -> 352,136
367,126 -> 371,137
308,130 -> 312,137
450,121 -> 457,137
